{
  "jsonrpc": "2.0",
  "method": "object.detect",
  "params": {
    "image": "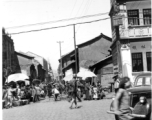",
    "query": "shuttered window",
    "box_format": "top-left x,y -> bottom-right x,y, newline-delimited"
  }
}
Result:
143,9 -> 151,25
128,10 -> 139,25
